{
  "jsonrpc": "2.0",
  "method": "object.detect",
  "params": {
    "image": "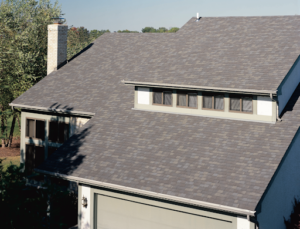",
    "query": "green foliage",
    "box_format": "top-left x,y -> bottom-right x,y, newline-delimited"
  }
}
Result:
0,0 -> 62,142
0,160 -> 77,229
67,27 -> 110,59
117,29 -> 139,33
141,26 -> 179,33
